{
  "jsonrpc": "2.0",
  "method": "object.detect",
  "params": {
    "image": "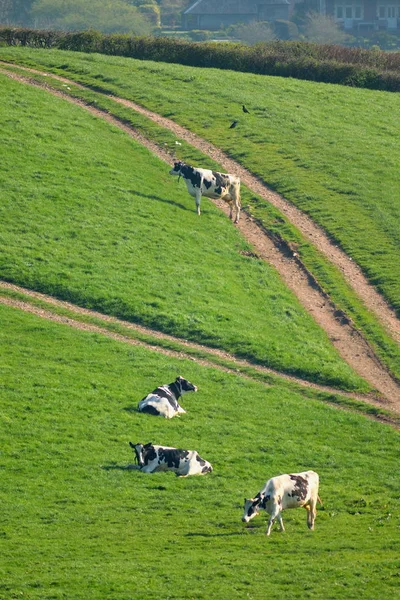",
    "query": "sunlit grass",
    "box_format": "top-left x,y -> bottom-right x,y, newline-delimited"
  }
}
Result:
3,48 -> 399,313
0,73 -> 364,390
1,304 -> 399,600
0,48 -> 399,383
